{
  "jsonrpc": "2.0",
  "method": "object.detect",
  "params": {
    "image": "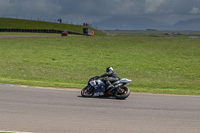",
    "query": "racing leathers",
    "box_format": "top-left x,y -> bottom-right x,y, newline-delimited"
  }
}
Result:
99,70 -> 120,90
